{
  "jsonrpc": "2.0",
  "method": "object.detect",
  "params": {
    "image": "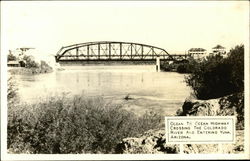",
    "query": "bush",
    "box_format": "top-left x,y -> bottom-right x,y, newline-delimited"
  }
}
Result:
185,45 -> 244,100
160,62 -> 176,72
23,55 -> 39,68
8,94 -> 163,154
